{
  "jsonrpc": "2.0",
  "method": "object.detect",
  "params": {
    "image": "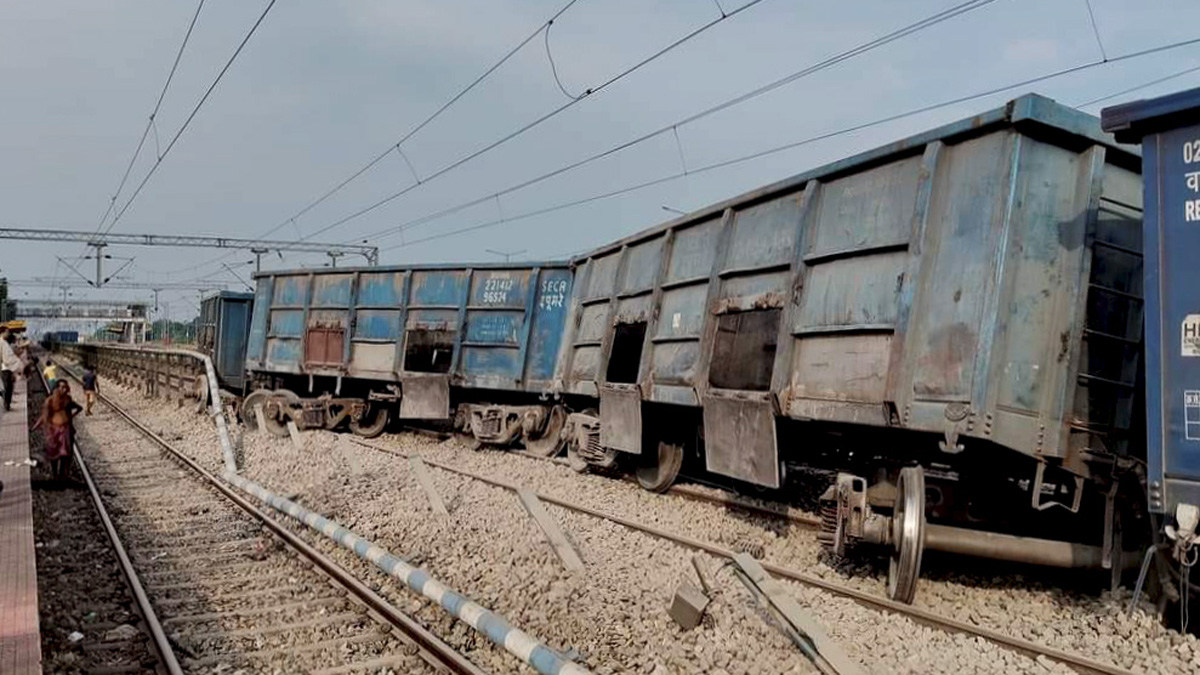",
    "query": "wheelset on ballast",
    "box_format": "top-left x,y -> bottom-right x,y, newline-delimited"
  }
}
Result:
818,464 -> 928,604
636,440 -> 684,493
888,466 -> 927,604
349,402 -> 389,438
241,389 -> 299,438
